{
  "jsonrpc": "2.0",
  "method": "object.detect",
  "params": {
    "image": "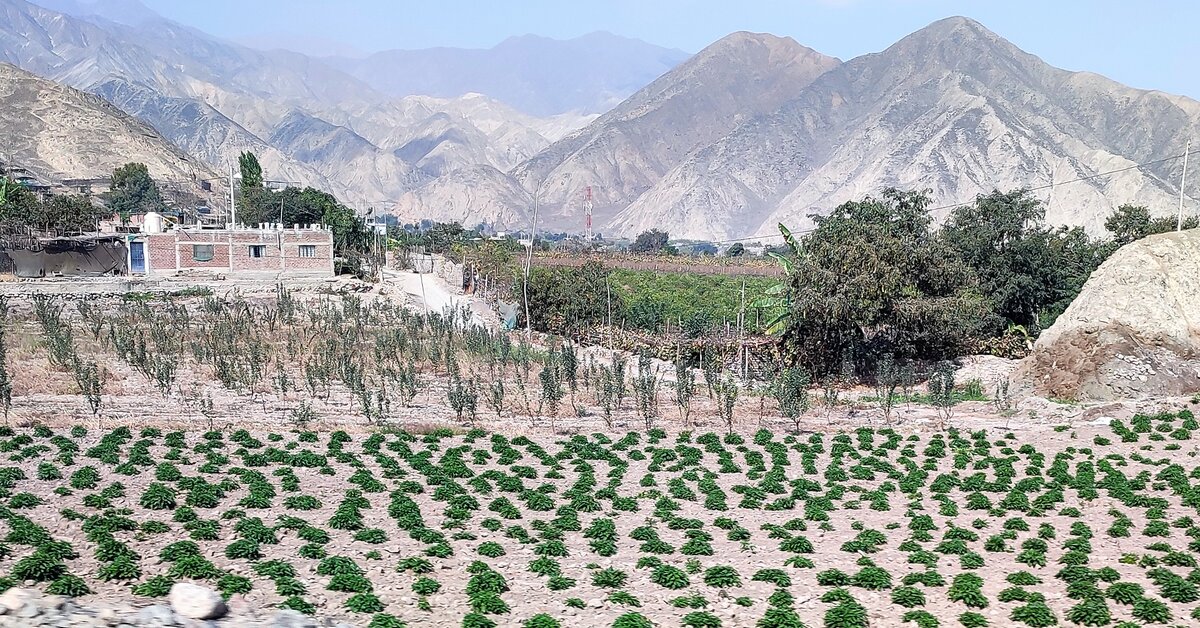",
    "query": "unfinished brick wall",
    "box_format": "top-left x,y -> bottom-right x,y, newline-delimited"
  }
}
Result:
137,227 -> 333,277
174,231 -> 232,272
